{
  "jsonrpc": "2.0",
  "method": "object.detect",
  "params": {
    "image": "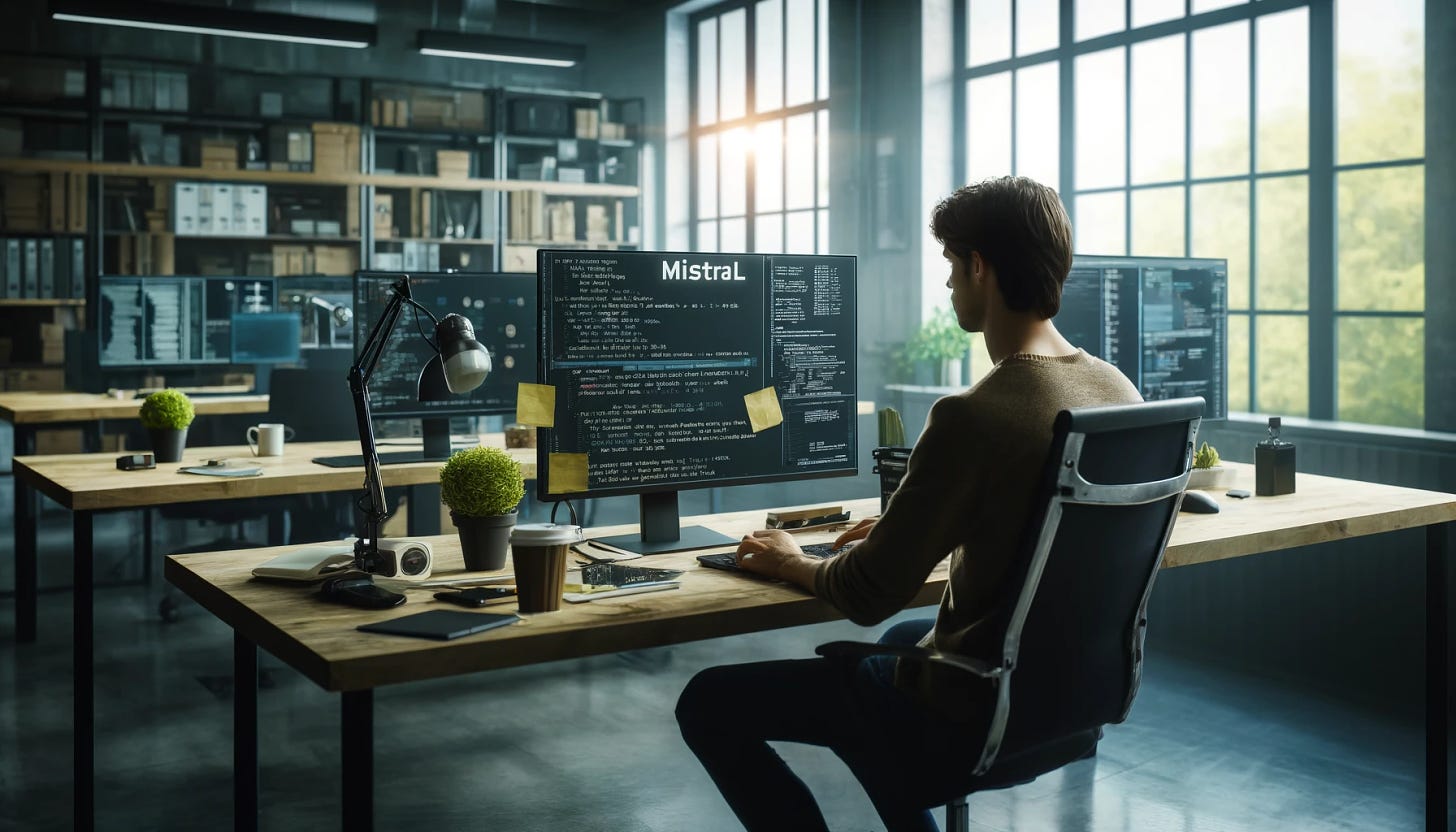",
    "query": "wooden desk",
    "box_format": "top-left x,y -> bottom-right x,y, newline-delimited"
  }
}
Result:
164,465 -> 1455,832
12,435 -> 535,832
